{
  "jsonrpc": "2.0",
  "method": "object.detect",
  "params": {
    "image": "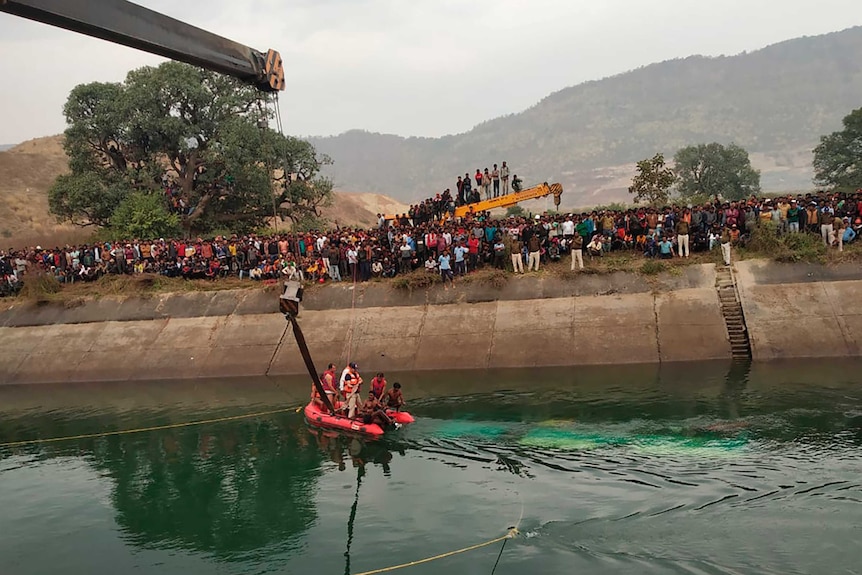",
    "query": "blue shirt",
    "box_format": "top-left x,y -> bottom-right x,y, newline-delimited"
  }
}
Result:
659,240 -> 673,254
438,254 -> 451,270
843,227 -> 856,243
485,226 -> 497,243
454,246 -> 466,262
